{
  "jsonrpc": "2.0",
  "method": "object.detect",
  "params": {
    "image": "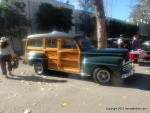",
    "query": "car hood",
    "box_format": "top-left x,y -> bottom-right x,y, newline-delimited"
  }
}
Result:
81,48 -> 129,61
